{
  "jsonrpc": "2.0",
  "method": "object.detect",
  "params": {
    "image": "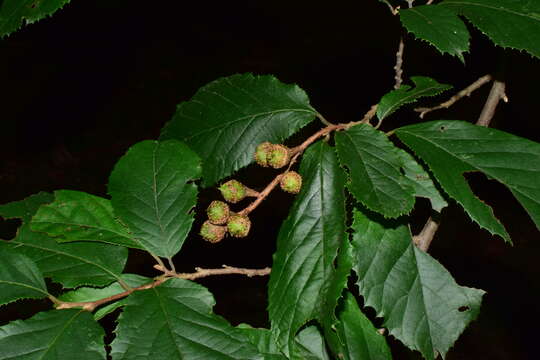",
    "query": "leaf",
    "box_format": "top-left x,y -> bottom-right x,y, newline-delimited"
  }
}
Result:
108,140 -> 201,258
110,278 -> 264,359
0,0 -> 71,38
333,292 -> 392,360
0,192 -> 53,223
293,326 -> 331,360
268,141 -> 347,357
335,123 -> 415,218
396,148 -> 448,212
399,5 -> 470,62
58,274 -> 150,320
160,73 -> 317,187
396,120 -> 540,241
351,208 -> 485,360
442,0 -> 540,59
2,225 -> 128,288
31,190 -> 140,249
0,309 -> 106,359
376,76 -> 452,121
237,325 -> 287,359
0,247 -> 49,306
